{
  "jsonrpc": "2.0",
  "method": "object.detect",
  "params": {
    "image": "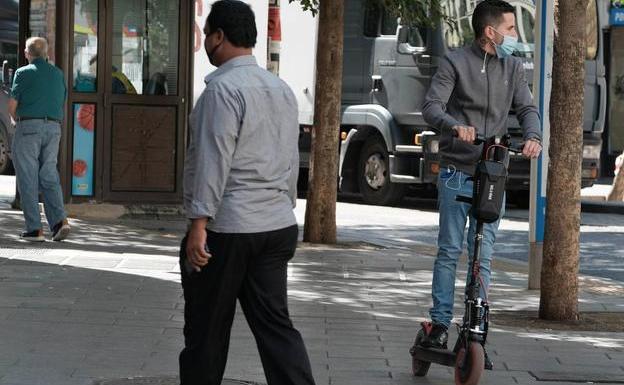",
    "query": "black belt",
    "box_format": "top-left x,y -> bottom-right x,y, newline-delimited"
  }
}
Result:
17,116 -> 61,123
